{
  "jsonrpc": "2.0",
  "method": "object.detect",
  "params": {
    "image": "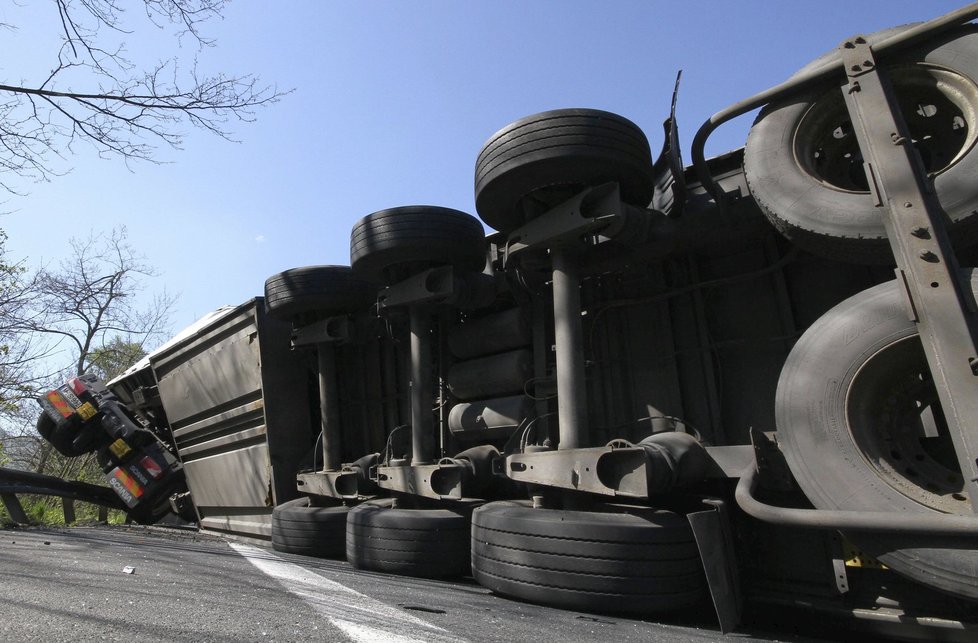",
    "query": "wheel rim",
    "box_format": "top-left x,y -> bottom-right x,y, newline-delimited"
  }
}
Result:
846,335 -> 969,514
793,64 -> 978,193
